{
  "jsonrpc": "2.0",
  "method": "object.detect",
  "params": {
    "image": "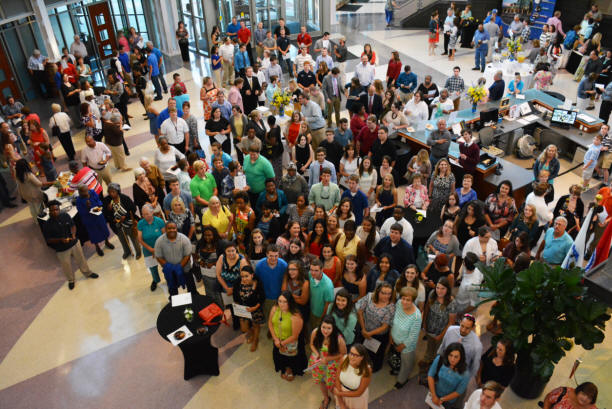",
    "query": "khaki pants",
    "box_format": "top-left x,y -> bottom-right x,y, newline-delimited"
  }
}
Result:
398,91 -> 413,104
108,145 -> 126,170
424,333 -> 442,364
263,298 -> 276,322
56,241 -> 92,282
222,60 -> 235,88
337,62 -> 346,88
311,127 -> 326,150
256,45 -> 264,60
212,69 -> 222,89
326,97 -> 341,128
94,166 -> 112,187
452,97 -> 460,111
